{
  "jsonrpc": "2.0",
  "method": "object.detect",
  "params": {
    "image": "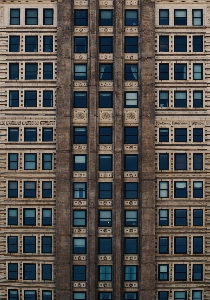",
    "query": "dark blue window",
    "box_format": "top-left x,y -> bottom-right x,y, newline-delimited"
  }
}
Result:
193,36 -> 203,52
9,36 -> 20,52
159,91 -> 169,107
159,237 -> 169,254
175,153 -> 187,170
73,265 -> 86,281
99,238 -> 112,254
99,37 -> 113,53
174,64 -> 187,80
125,10 -> 138,26
174,36 -> 187,52
99,127 -> 112,144
159,64 -> 169,80
174,10 -> 187,25
159,153 -> 169,170
193,91 -> 203,108
174,209 -> 187,226
42,264 -> 52,280
174,91 -> 187,107
193,210 -> 203,226
23,264 -> 36,280
99,92 -> 113,108
124,155 -> 138,171
9,91 -> 19,107
74,37 -> 88,53
174,264 -> 187,281
174,237 -> 187,254
193,237 -> 203,254
99,155 -> 112,171
8,181 -> 18,198
23,236 -> 36,253
24,182 -> 36,198
125,37 -> 138,53
8,236 -> 18,253
124,182 -> 138,199
8,208 -> 18,225
159,36 -> 169,52
174,128 -> 187,142
125,238 -> 138,254
42,236 -> 52,253
74,92 -> 87,108
8,263 -> 18,280
25,63 -> 37,80
9,63 -> 19,80
174,181 -> 187,198
24,91 -> 37,107
8,128 -> 19,142
125,64 -> 138,80
159,9 -> 169,25
124,127 -> 138,144
74,10 -> 88,26
10,9 -> 20,25
43,91 -> 53,107
99,10 -> 113,26
99,182 -> 112,199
